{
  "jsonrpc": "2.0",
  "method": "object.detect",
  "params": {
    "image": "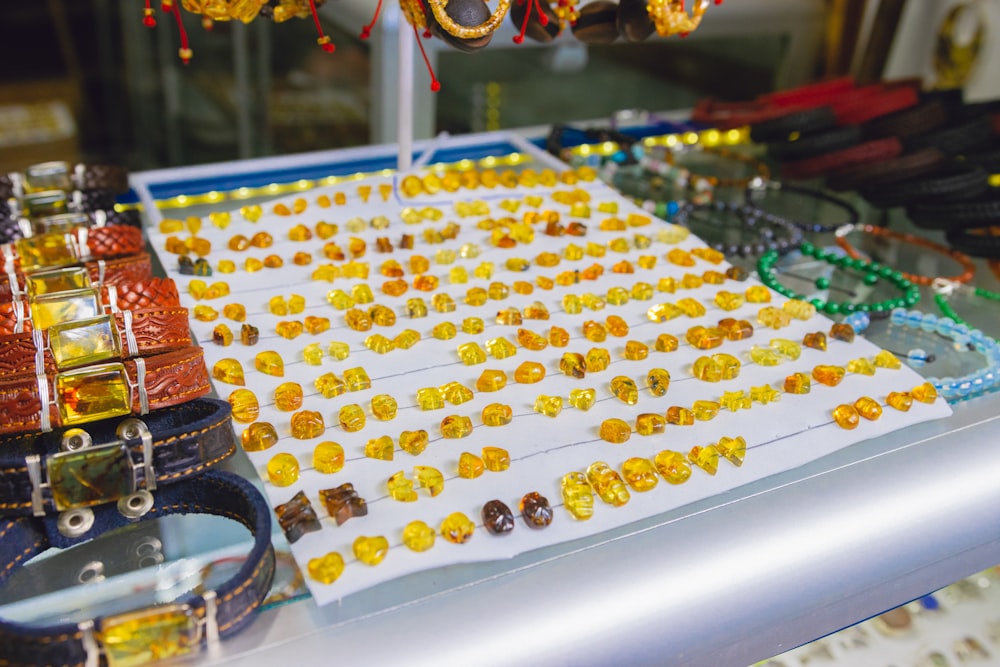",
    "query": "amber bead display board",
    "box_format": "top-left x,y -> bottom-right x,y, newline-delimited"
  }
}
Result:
146,161 -> 951,604
759,568 -> 1000,667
